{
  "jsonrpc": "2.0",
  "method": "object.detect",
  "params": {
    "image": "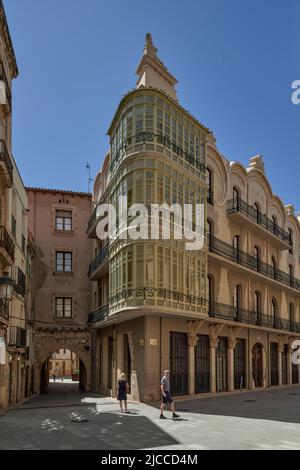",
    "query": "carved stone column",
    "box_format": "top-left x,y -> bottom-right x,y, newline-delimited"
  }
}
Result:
187,321 -> 203,396
278,341 -> 284,386
209,324 -> 224,394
